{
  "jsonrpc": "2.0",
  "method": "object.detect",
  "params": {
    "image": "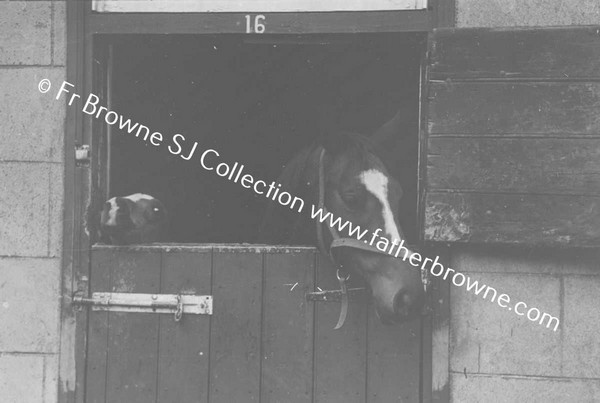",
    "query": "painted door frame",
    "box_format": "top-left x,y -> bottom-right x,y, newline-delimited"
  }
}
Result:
59,1 -> 455,402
